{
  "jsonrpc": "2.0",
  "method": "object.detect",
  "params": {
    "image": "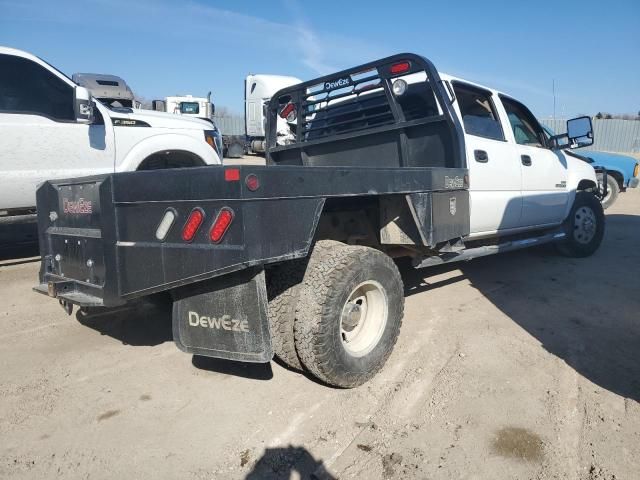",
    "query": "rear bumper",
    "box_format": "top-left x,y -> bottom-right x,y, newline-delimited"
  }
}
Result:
33,276 -> 107,307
